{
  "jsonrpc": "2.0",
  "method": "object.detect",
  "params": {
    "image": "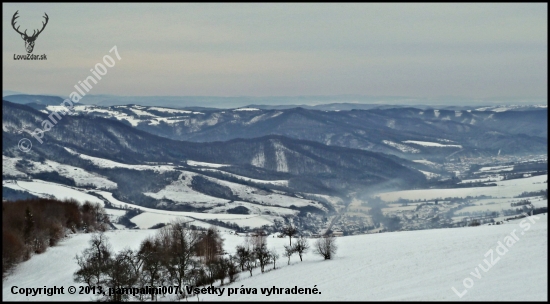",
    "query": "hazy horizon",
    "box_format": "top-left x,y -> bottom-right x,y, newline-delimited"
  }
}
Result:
3,3 -> 548,103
